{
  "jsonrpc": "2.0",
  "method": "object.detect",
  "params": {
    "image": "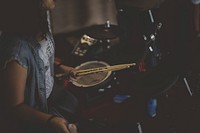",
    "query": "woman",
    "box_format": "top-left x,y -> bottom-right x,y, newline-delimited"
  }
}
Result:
0,0 -> 78,133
